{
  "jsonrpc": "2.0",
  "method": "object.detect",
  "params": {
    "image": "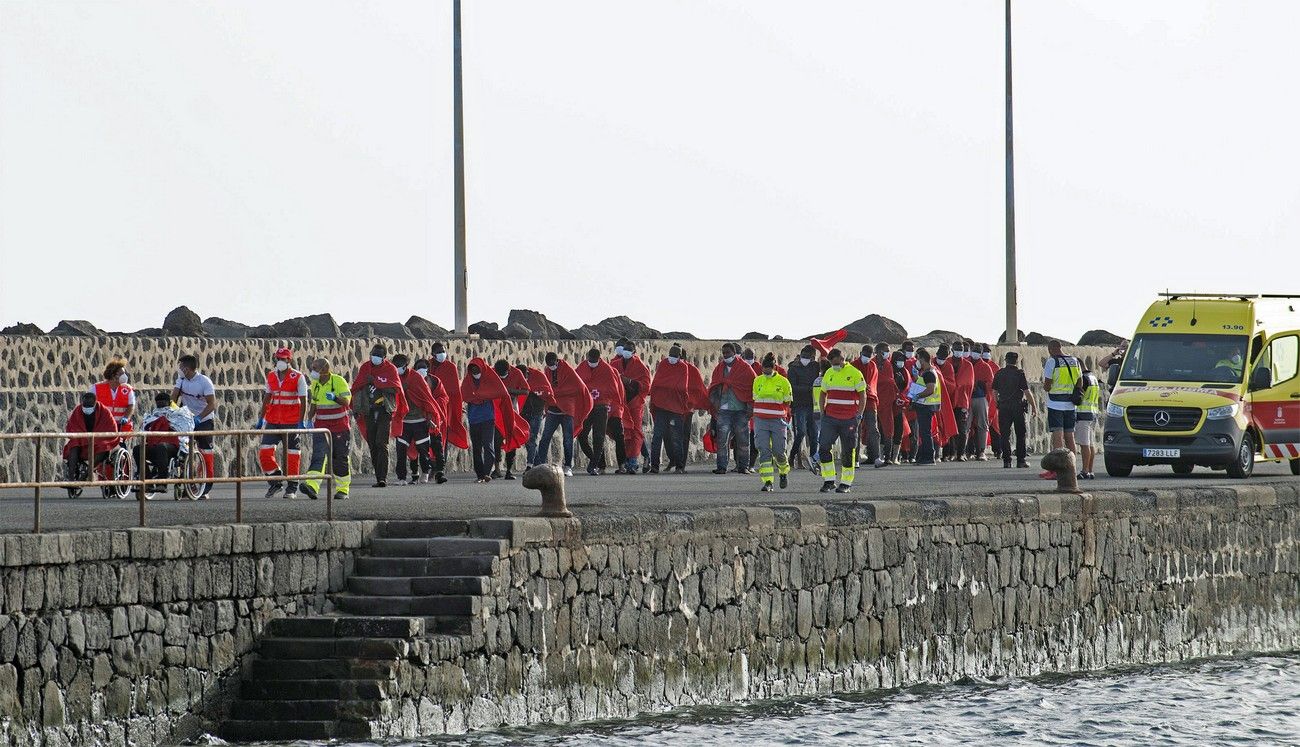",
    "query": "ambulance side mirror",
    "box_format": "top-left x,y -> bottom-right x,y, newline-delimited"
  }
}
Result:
1106,364 -> 1120,390
1249,367 -> 1271,392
